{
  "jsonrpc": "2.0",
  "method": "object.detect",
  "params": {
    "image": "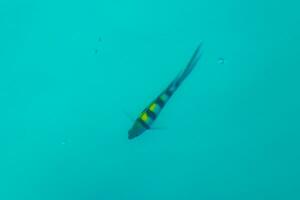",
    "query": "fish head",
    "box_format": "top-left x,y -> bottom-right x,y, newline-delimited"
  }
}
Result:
128,121 -> 147,139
